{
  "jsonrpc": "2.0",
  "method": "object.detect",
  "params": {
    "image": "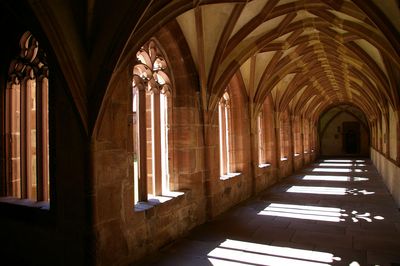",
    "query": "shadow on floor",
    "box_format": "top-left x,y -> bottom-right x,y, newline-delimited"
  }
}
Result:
137,158 -> 400,266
